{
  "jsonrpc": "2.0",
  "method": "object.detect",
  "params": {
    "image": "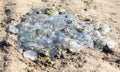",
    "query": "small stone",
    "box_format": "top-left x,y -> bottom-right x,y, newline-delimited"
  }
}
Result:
23,50 -> 37,60
41,0 -> 49,2
43,7 -> 59,16
5,18 -> 12,24
58,8 -> 66,14
5,8 -> 11,16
